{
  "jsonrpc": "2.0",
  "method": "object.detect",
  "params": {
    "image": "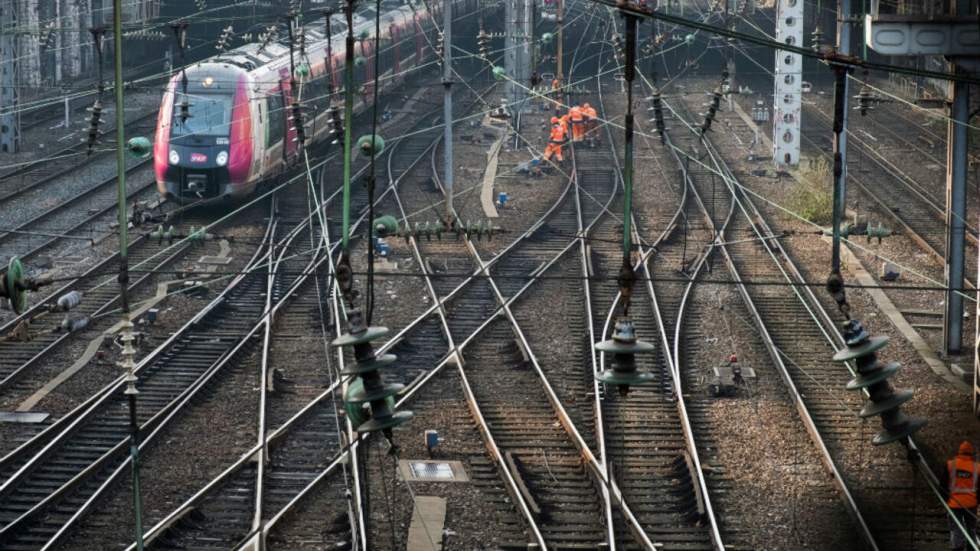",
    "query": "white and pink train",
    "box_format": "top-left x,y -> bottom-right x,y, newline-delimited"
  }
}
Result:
154,0 -> 473,200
